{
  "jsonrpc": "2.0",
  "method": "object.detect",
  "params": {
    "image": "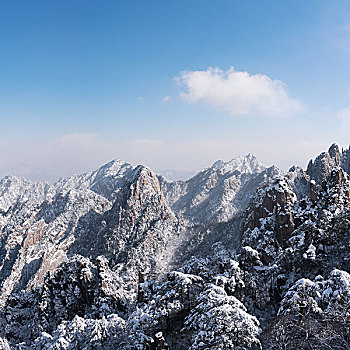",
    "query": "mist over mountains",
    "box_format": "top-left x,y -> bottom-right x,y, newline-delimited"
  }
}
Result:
0,144 -> 350,349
